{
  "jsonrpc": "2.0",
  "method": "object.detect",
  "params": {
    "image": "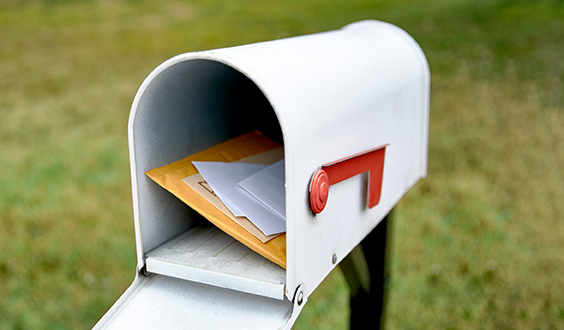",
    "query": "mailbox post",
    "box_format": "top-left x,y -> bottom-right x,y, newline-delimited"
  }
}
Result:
92,20 -> 429,329
341,212 -> 392,329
